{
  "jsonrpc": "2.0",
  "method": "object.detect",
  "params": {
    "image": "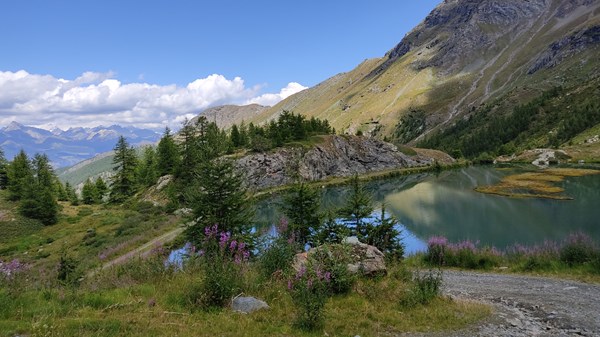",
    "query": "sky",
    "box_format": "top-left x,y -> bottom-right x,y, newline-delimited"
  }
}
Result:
0,0 -> 441,131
